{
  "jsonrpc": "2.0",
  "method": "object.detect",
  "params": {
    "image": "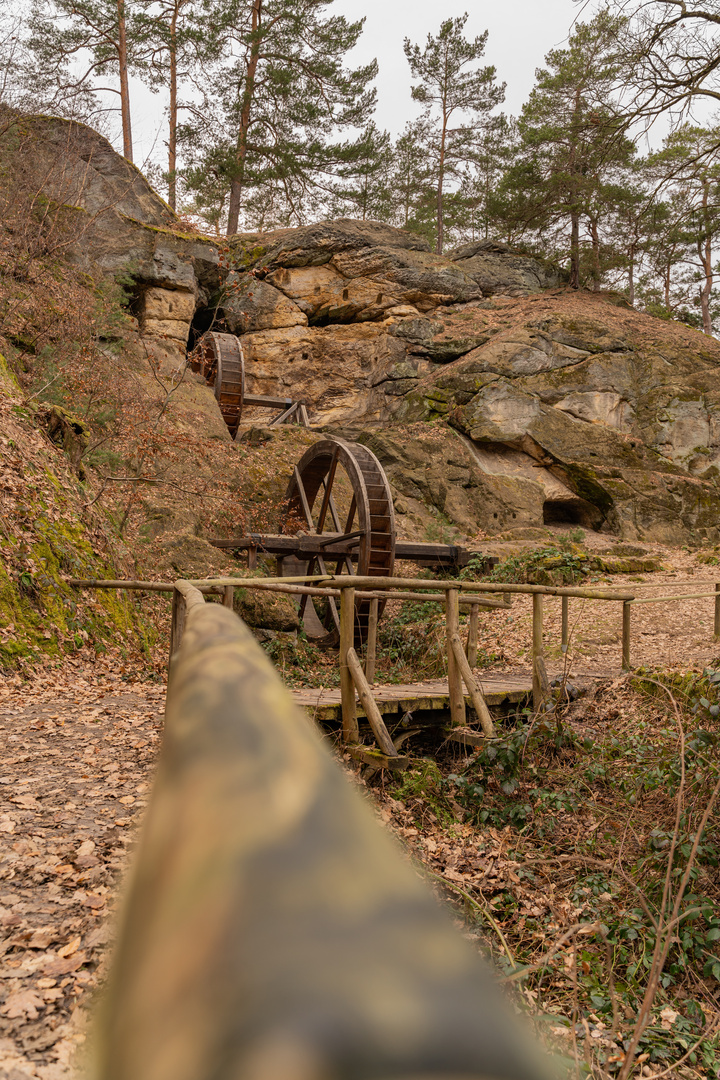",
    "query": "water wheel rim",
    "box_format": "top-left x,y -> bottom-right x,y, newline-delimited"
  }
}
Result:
282,437 -> 395,646
195,332 -> 245,438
